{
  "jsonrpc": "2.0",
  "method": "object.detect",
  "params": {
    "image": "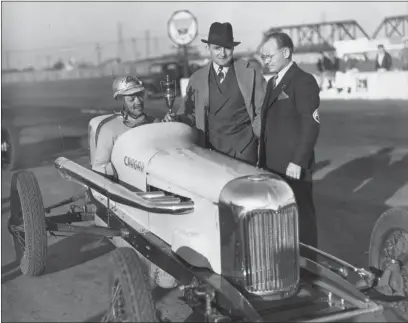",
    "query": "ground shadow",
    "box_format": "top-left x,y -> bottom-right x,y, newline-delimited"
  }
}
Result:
1,231 -> 115,284
1,259 -> 22,284
313,159 -> 331,173
44,232 -> 115,275
314,147 -> 408,268
83,312 -> 106,323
